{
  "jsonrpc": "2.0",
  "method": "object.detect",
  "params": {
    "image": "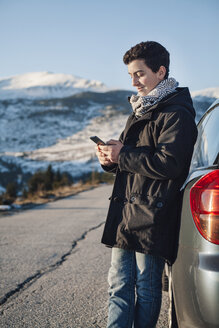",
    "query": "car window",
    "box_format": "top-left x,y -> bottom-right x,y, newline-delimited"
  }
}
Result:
190,104 -> 219,171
